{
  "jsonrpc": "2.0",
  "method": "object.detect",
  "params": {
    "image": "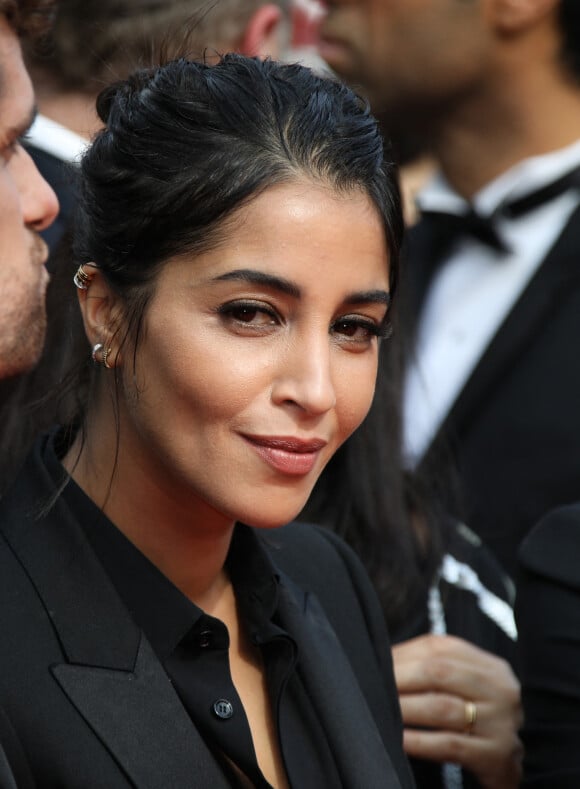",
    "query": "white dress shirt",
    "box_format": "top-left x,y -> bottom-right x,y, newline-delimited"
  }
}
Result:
403,140 -> 580,467
26,114 -> 88,164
